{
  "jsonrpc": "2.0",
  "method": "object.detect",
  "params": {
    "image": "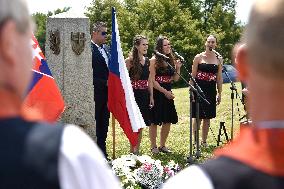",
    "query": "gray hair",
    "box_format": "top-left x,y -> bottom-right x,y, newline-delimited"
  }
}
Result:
0,0 -> 31,33
92,21 -> 107,33
245,0 -> 284,78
